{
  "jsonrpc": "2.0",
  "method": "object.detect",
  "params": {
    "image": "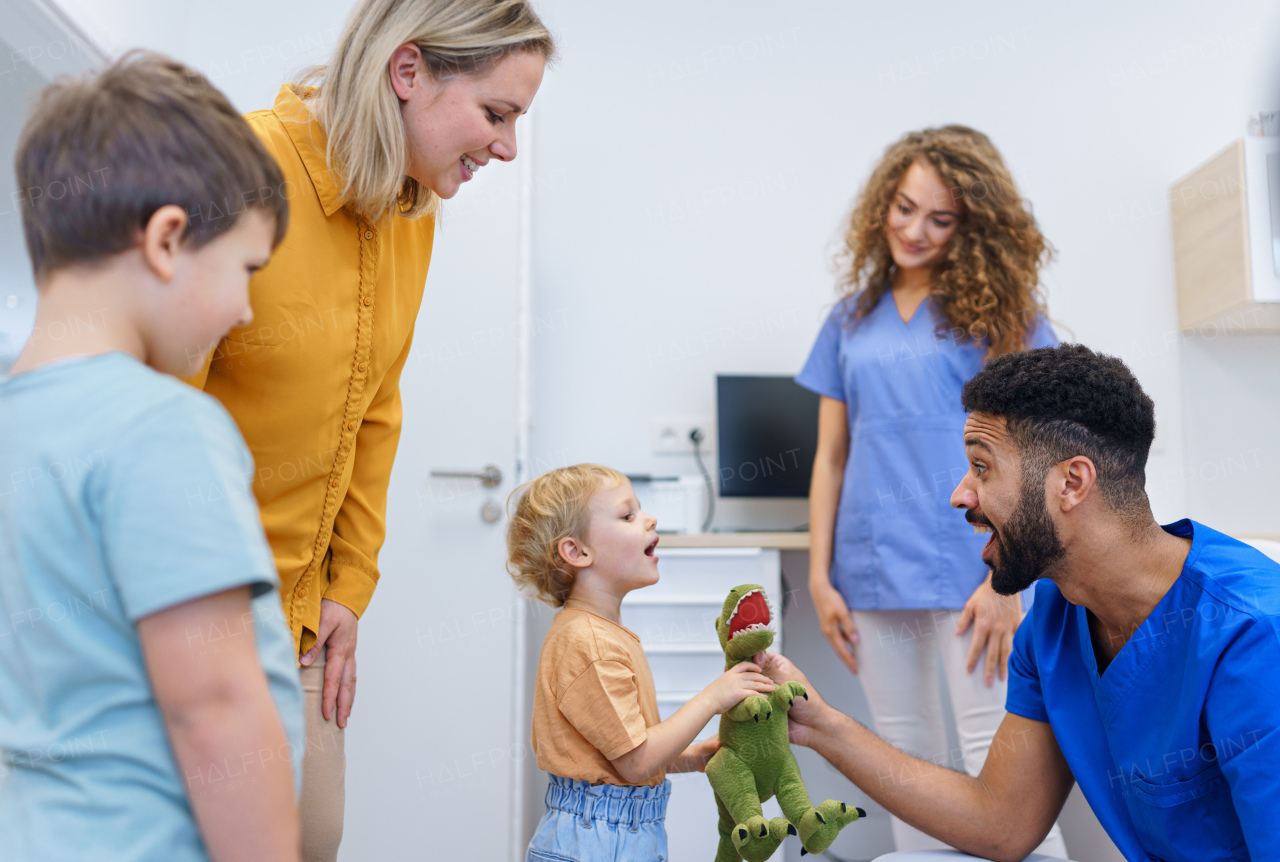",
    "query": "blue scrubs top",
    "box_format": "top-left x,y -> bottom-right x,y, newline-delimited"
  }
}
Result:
1007,520 -> 1280,861
796,293 -> 1056,609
